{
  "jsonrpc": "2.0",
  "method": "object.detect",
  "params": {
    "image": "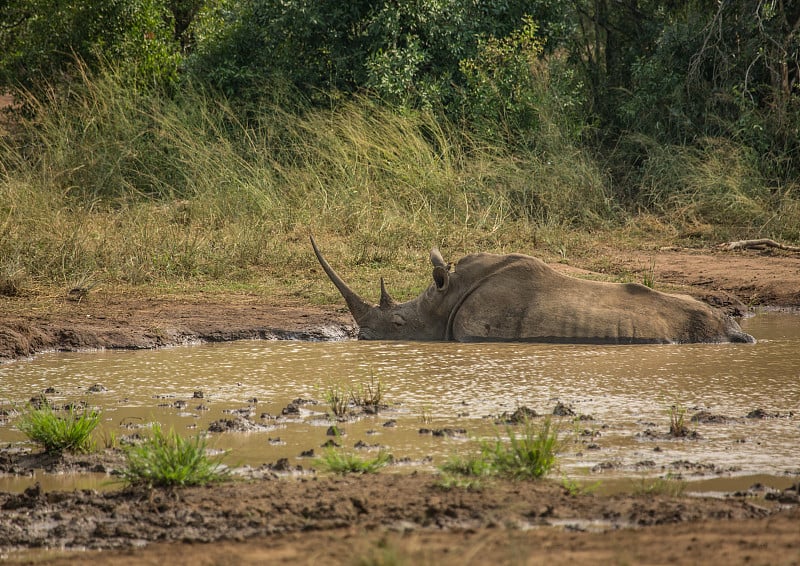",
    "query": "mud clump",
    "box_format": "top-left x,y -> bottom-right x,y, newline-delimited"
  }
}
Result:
553,401 -> 576,417
418,428 -> 467,438
208,417 -> 269,433
690,411 -> 732,424
746,408 -> 794,419
765,483 -> 800,504
496,406 -> 538,424
280,398 -> 315,416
